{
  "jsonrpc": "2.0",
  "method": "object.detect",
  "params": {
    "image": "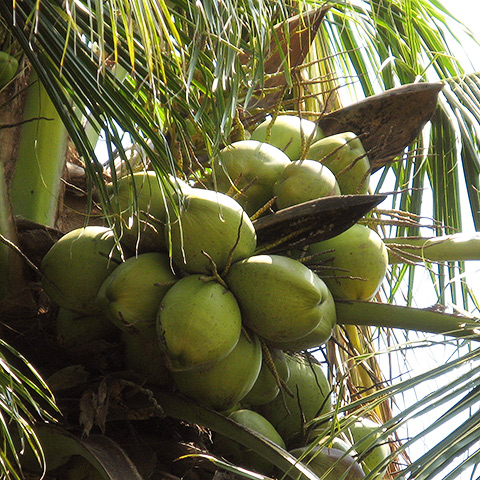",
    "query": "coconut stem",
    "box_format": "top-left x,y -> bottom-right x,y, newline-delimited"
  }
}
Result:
200,251 -> 229,289
221,215 -> 244,277
250,196 -> 277,221
260,338 -> 293,398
